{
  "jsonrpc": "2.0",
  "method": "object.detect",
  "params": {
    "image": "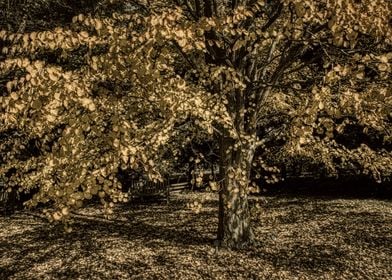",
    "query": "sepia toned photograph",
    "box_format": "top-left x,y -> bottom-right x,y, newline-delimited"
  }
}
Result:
1,1 -> 391,279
